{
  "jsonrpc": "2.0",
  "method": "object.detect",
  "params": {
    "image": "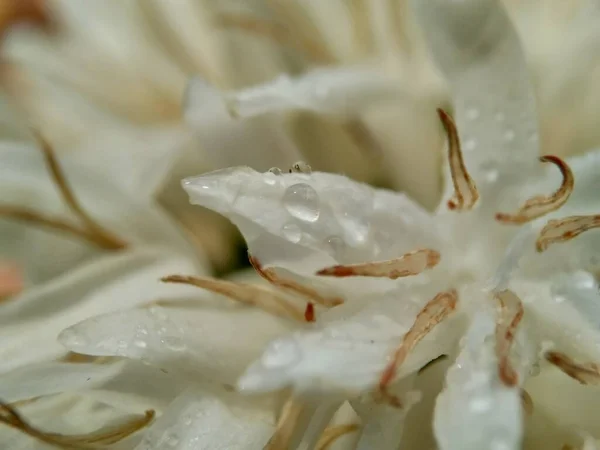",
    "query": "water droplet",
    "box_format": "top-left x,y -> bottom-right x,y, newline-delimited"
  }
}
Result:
324,235 -> 345,256
495,112 -> 505,122
149,307 -> 168,321
161,336 -> 186,352
182,414 -> 193,426
281,223 -> 302,243
163,431 -> 180,448
484,170 -> 499,183
261,338 -> 302,368
503,130 -> 515,142
528,132 -> 538,143
289,161 -> 312,174
59,328 -> 88,348
282,183 -> 320,222
116,340 -> 128,356
466,108 -> 479,120
268,167 -> 283,175
464,139 -> 477,152
135,325 -> 148,336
